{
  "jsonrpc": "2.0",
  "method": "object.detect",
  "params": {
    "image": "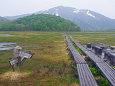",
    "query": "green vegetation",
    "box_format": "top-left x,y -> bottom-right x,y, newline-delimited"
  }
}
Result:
24,69 -> 34,73
0,14 -> 81,31
107,63 -> 115,68
89,65 -> 101,76
0,31 -> 72,86
67,53 -> 79,85
99,78 -> 110,86
0,32 -> 115,86
89,65 -> 109,86
71,64 -> 77,70
67,63 -> 79,84
67,56 -> 71,59
70,40 -> 82,53
70,32 -> 115,46
67,73 -> 79,83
